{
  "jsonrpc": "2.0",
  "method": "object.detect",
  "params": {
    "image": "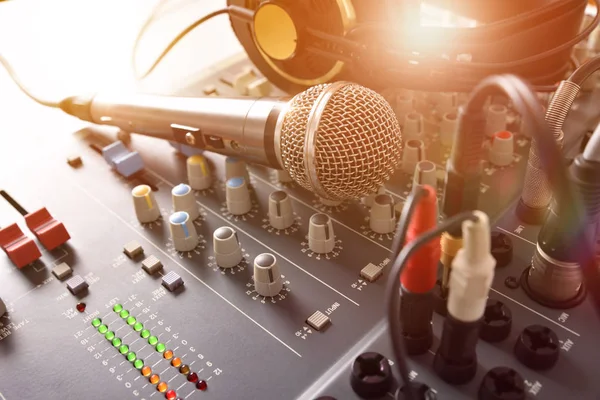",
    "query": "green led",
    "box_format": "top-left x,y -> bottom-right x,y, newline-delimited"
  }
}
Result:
112,338 -> 122,347
126,316 -> 136,326
133,322 -> 143,332
134,359 -> 144,370
119,345 -> 129,355
105,331 -> 115,341
148,336 -> 158,346
140,329 -> 150,339
113,304 -> 123,313
98,324 -> 108,334
91,318 -> 102,327
155,343 -> 166,353
127,352 -> 137,362
119,309 -> 129,319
